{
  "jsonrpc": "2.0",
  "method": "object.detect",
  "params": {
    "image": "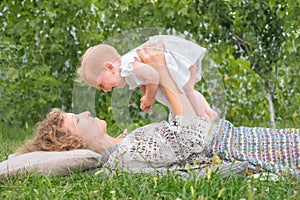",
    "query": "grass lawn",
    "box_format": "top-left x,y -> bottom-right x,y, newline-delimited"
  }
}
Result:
0,124 -> 299,199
